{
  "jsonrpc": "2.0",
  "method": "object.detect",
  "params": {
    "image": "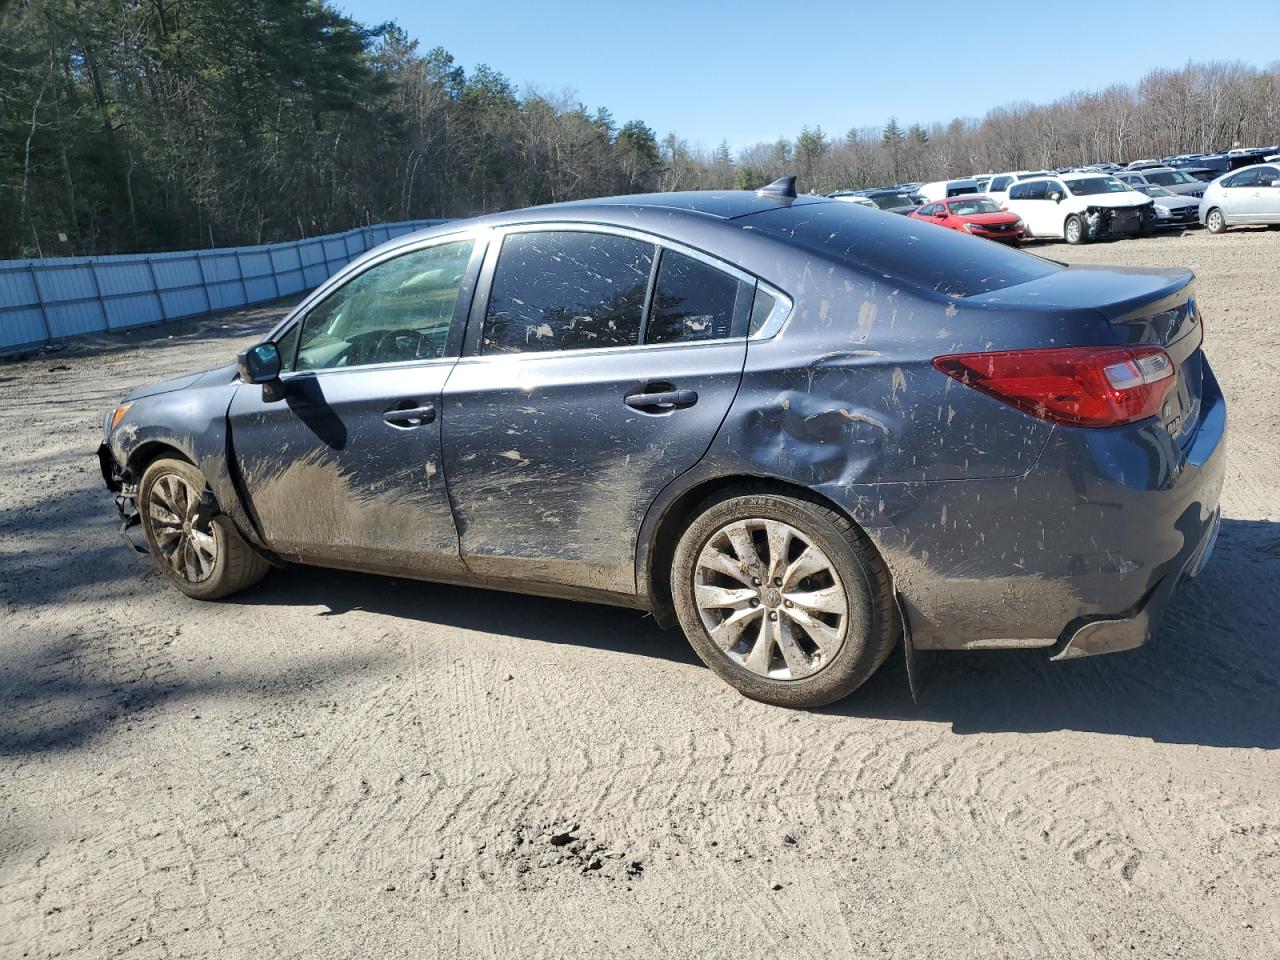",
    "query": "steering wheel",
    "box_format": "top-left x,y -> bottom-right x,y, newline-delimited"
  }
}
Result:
370,328 -> 423,364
